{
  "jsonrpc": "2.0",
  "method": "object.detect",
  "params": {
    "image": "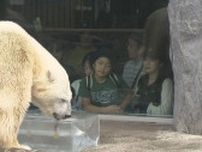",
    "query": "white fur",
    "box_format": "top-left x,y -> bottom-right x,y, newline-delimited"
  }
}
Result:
0,21 -> 72,149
